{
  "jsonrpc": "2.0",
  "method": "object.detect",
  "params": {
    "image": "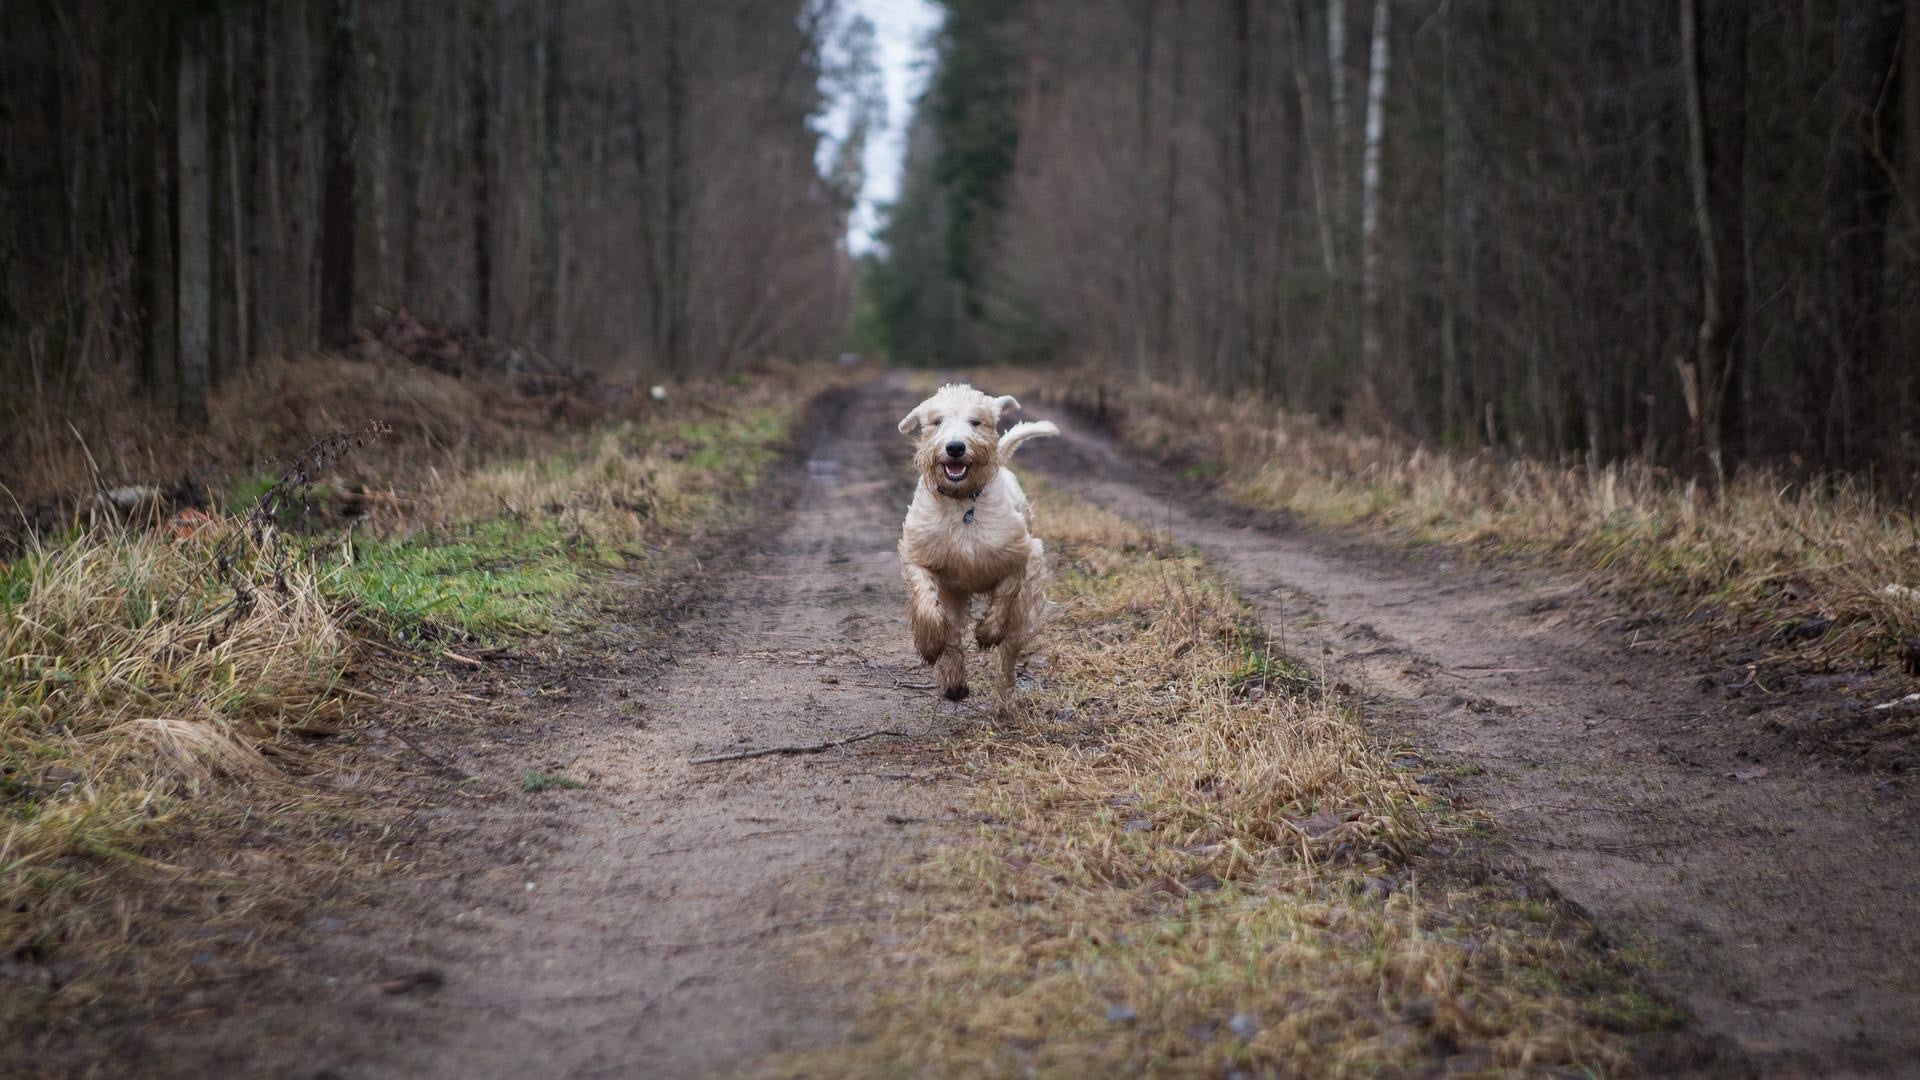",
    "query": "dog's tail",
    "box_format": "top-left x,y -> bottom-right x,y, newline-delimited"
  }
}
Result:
998,420 -> 1060,459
